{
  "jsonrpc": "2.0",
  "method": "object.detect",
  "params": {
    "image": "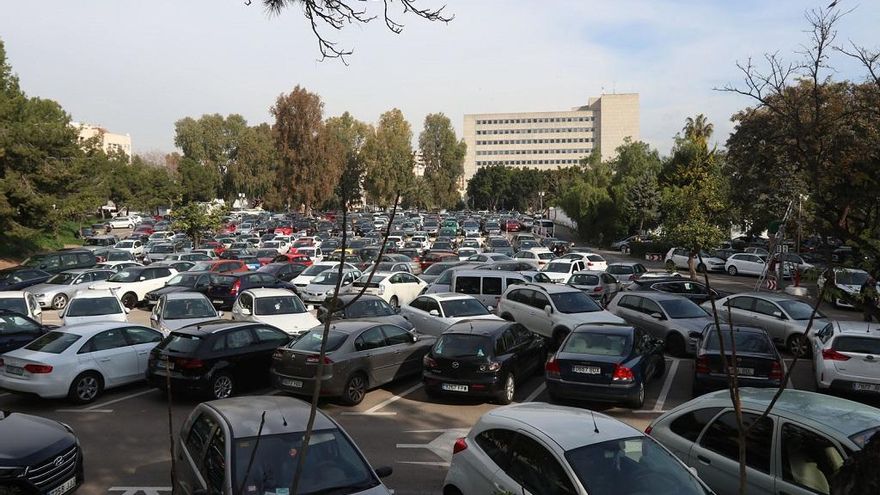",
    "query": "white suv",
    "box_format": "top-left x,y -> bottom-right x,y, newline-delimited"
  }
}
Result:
813,320 -> 880,394
541,259 -> 586,284
496,283 -> 624,345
